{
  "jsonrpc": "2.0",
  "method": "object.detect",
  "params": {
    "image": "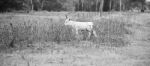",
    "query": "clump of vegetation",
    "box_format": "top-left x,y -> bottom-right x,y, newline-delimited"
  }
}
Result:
93,18 -> 132,47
